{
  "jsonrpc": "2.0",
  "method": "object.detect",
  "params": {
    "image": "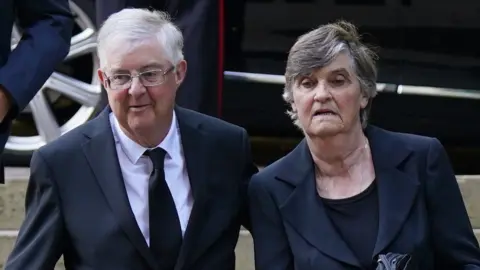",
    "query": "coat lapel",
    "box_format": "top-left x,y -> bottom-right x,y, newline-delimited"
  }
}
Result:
365,126 -> 420,257
174,107 -> 216,270
372,167 -> 419,256
81,108 -> 157,269
277,141 -> 362,268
